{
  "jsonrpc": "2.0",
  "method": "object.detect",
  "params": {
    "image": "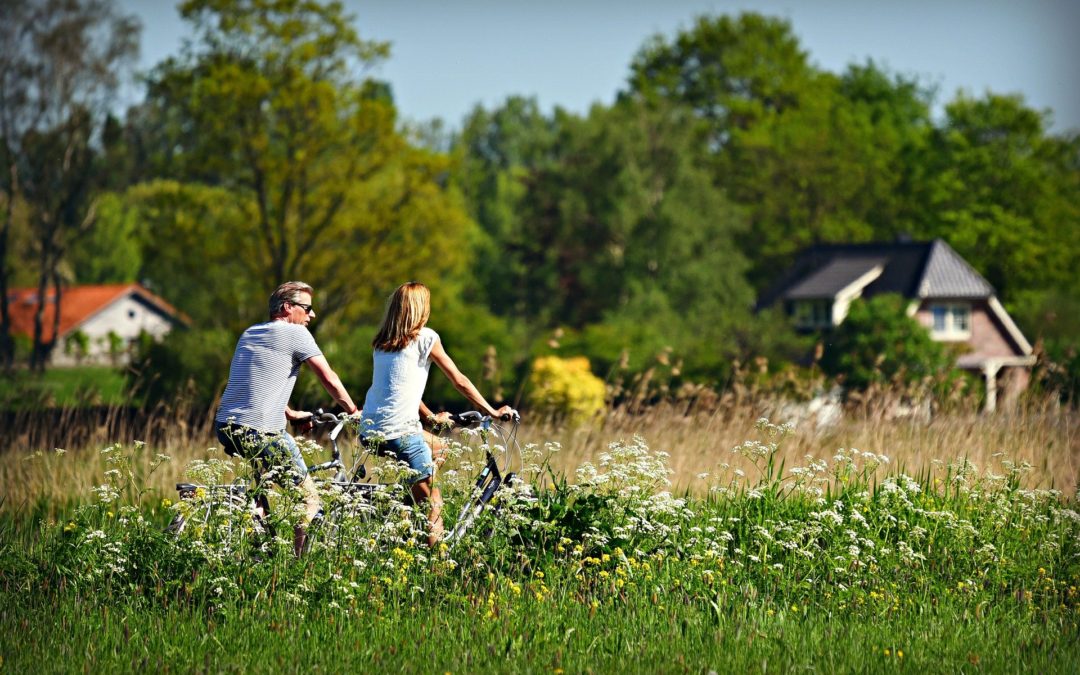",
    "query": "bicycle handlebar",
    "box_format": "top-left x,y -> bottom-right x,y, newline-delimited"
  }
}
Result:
302,408 -> 520,428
